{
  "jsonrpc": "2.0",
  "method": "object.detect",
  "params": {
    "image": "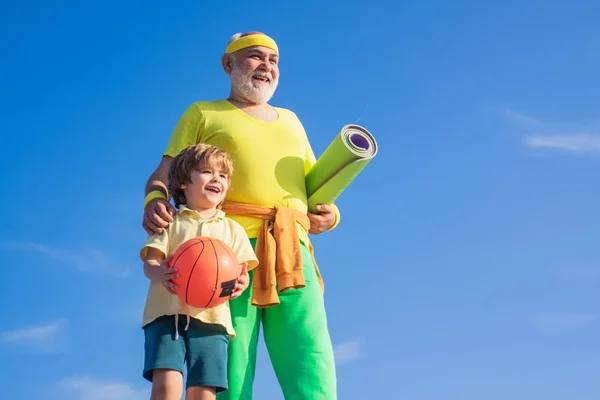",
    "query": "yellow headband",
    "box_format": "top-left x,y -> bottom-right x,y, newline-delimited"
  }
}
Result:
225,34 -> 279,55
